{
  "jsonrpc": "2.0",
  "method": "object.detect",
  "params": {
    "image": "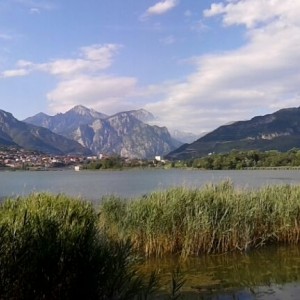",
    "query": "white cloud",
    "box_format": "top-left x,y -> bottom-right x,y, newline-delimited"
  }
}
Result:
4,0 -> 300,136
29,7 -> 40,14
16,60 -> 33,68
38,44 -> 121,77
203,0 -> 300,28
1,68 -> 29,78
0,43 -> 136,116
38,59 -> 92,76
141,0 -> 178,20
80,44 -> 120,62
47,75 -> 138,114
39,44 -> 133,114
145,0 -> 300,134
147,0 -> 178,15
2,44 -> 121,78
